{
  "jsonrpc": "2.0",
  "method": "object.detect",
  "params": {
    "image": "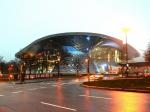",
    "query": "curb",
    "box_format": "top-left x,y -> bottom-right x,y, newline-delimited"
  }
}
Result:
81,84 -> 150,94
